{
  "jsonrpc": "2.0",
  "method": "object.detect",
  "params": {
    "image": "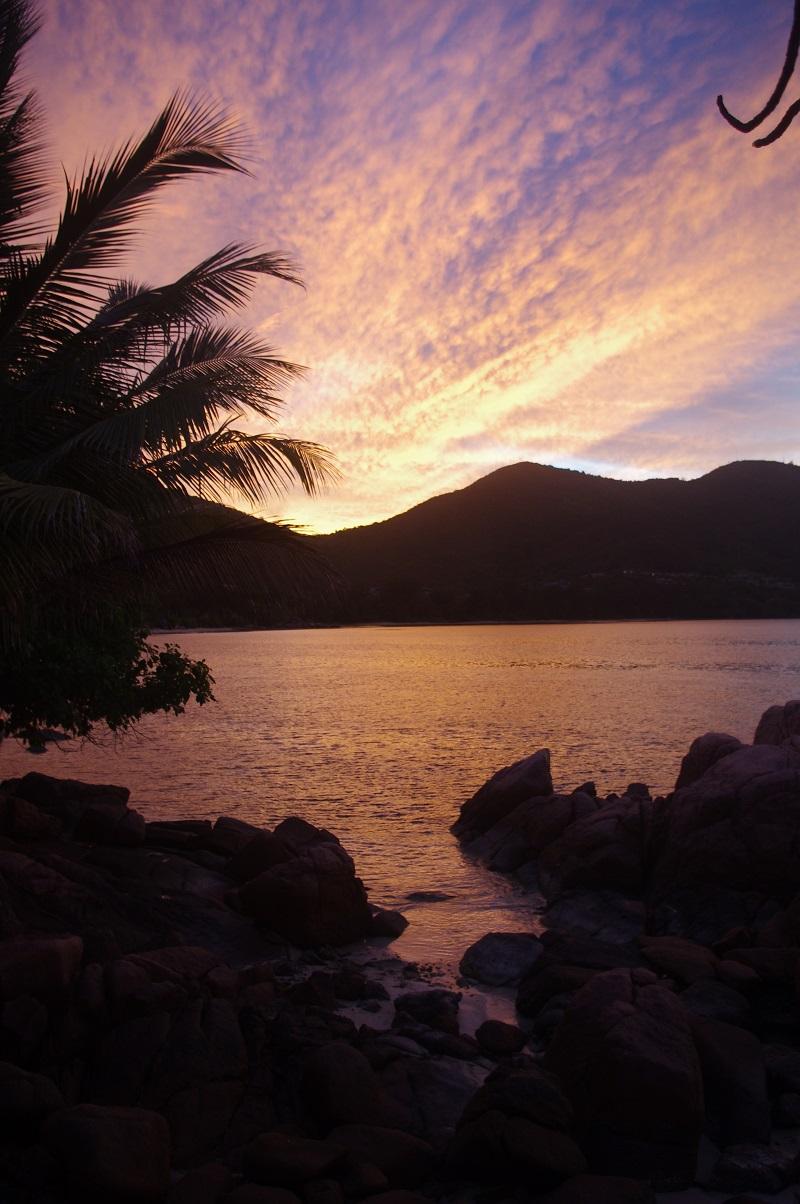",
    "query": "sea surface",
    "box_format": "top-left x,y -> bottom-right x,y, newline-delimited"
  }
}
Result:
3,619 -> 800,966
